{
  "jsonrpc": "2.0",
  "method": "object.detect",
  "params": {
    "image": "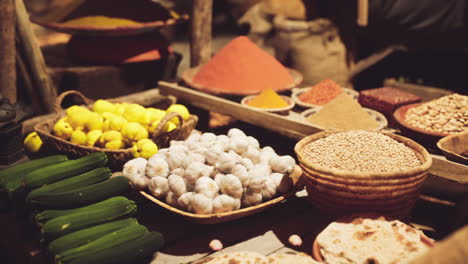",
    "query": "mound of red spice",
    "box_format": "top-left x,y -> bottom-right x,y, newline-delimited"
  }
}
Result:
193,36 -> 294,93
298,79 -> 343,105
